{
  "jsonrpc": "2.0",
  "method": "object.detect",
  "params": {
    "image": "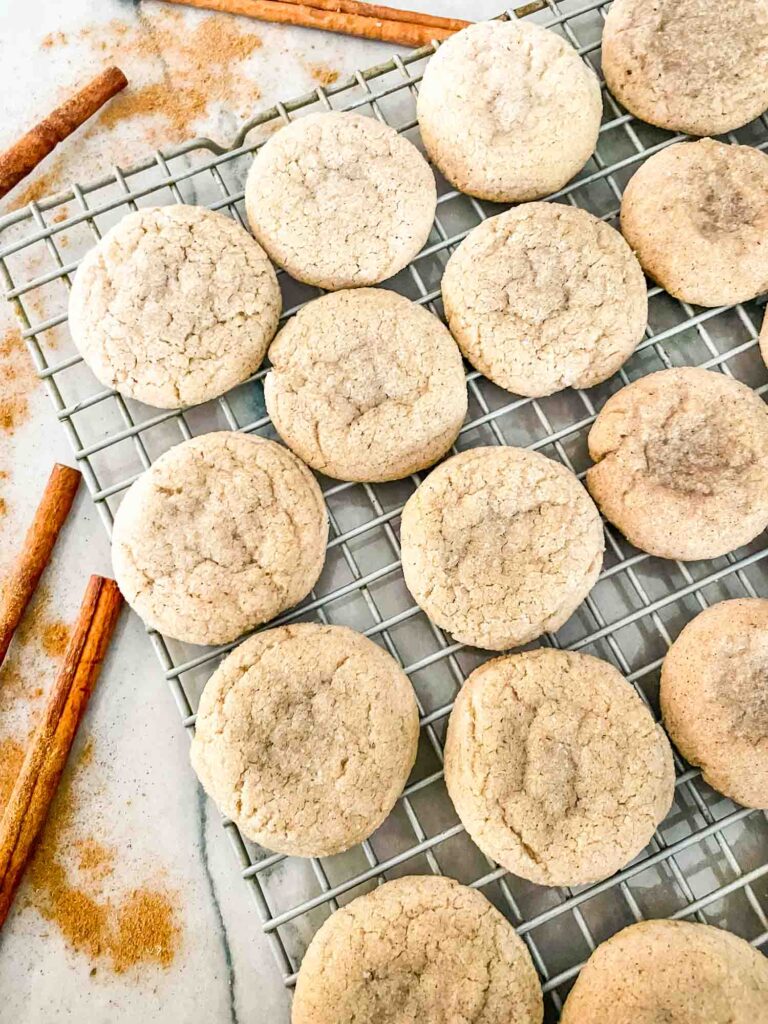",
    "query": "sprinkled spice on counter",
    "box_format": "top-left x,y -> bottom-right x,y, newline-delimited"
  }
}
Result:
0,328 -> 37,434
308,63 -> 340,85
18,742 -> 182,973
